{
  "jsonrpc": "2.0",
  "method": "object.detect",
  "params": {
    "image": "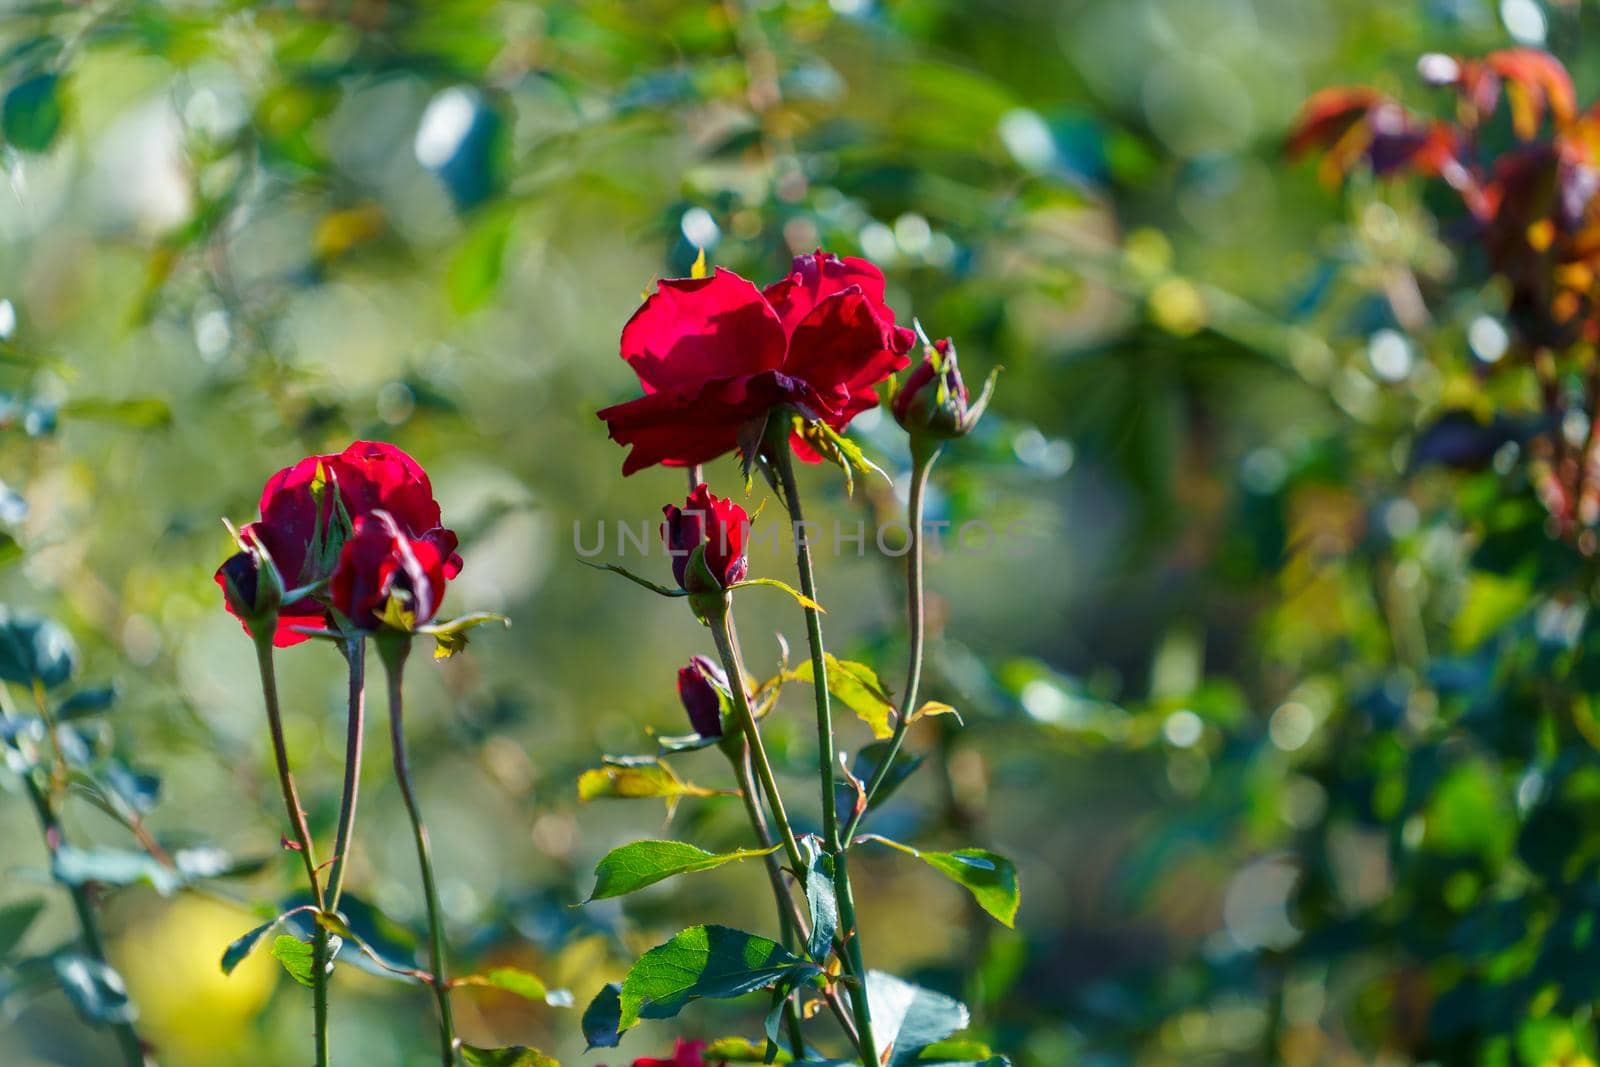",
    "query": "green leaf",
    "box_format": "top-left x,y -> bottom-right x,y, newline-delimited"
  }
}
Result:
0,531 -> 20,569
0,607 -> 77,689
916,1037 -> 1008,1064
447,208 -> 514,313
585,839 -> 778,902
418,611 -> 510,660
907,701 -> 960,726
619,924 -> 821,1030
726,578 -> 826,613
793,655 -> 895,739
459,1046 -> 560,1067
270,935 -> 315,988
867,971 -> 970,1067
856,839 -> 1019,929
577,757 -> 720,815
455,966 -> 561,1004
801,840 -> 837,963
3,73 -> 64,153
53,953 -> 136,1025
918,850 -> 1020,928
58,396 -> 172,429
56,685 -> 116,721
0,898 -> 45,960
221,917 -> 282,975
581,981 -> 623,1049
